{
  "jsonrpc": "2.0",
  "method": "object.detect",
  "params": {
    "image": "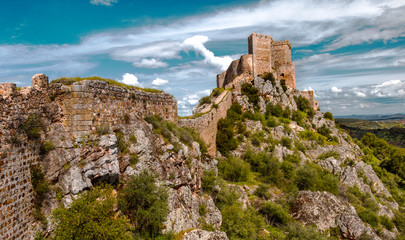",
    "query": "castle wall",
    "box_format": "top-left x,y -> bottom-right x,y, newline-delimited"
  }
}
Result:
179,90 -> 233,156
217,54 -> 253,89
300,90 -> 318,110
0,75 -> 178,240
248,33 -> 272,77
